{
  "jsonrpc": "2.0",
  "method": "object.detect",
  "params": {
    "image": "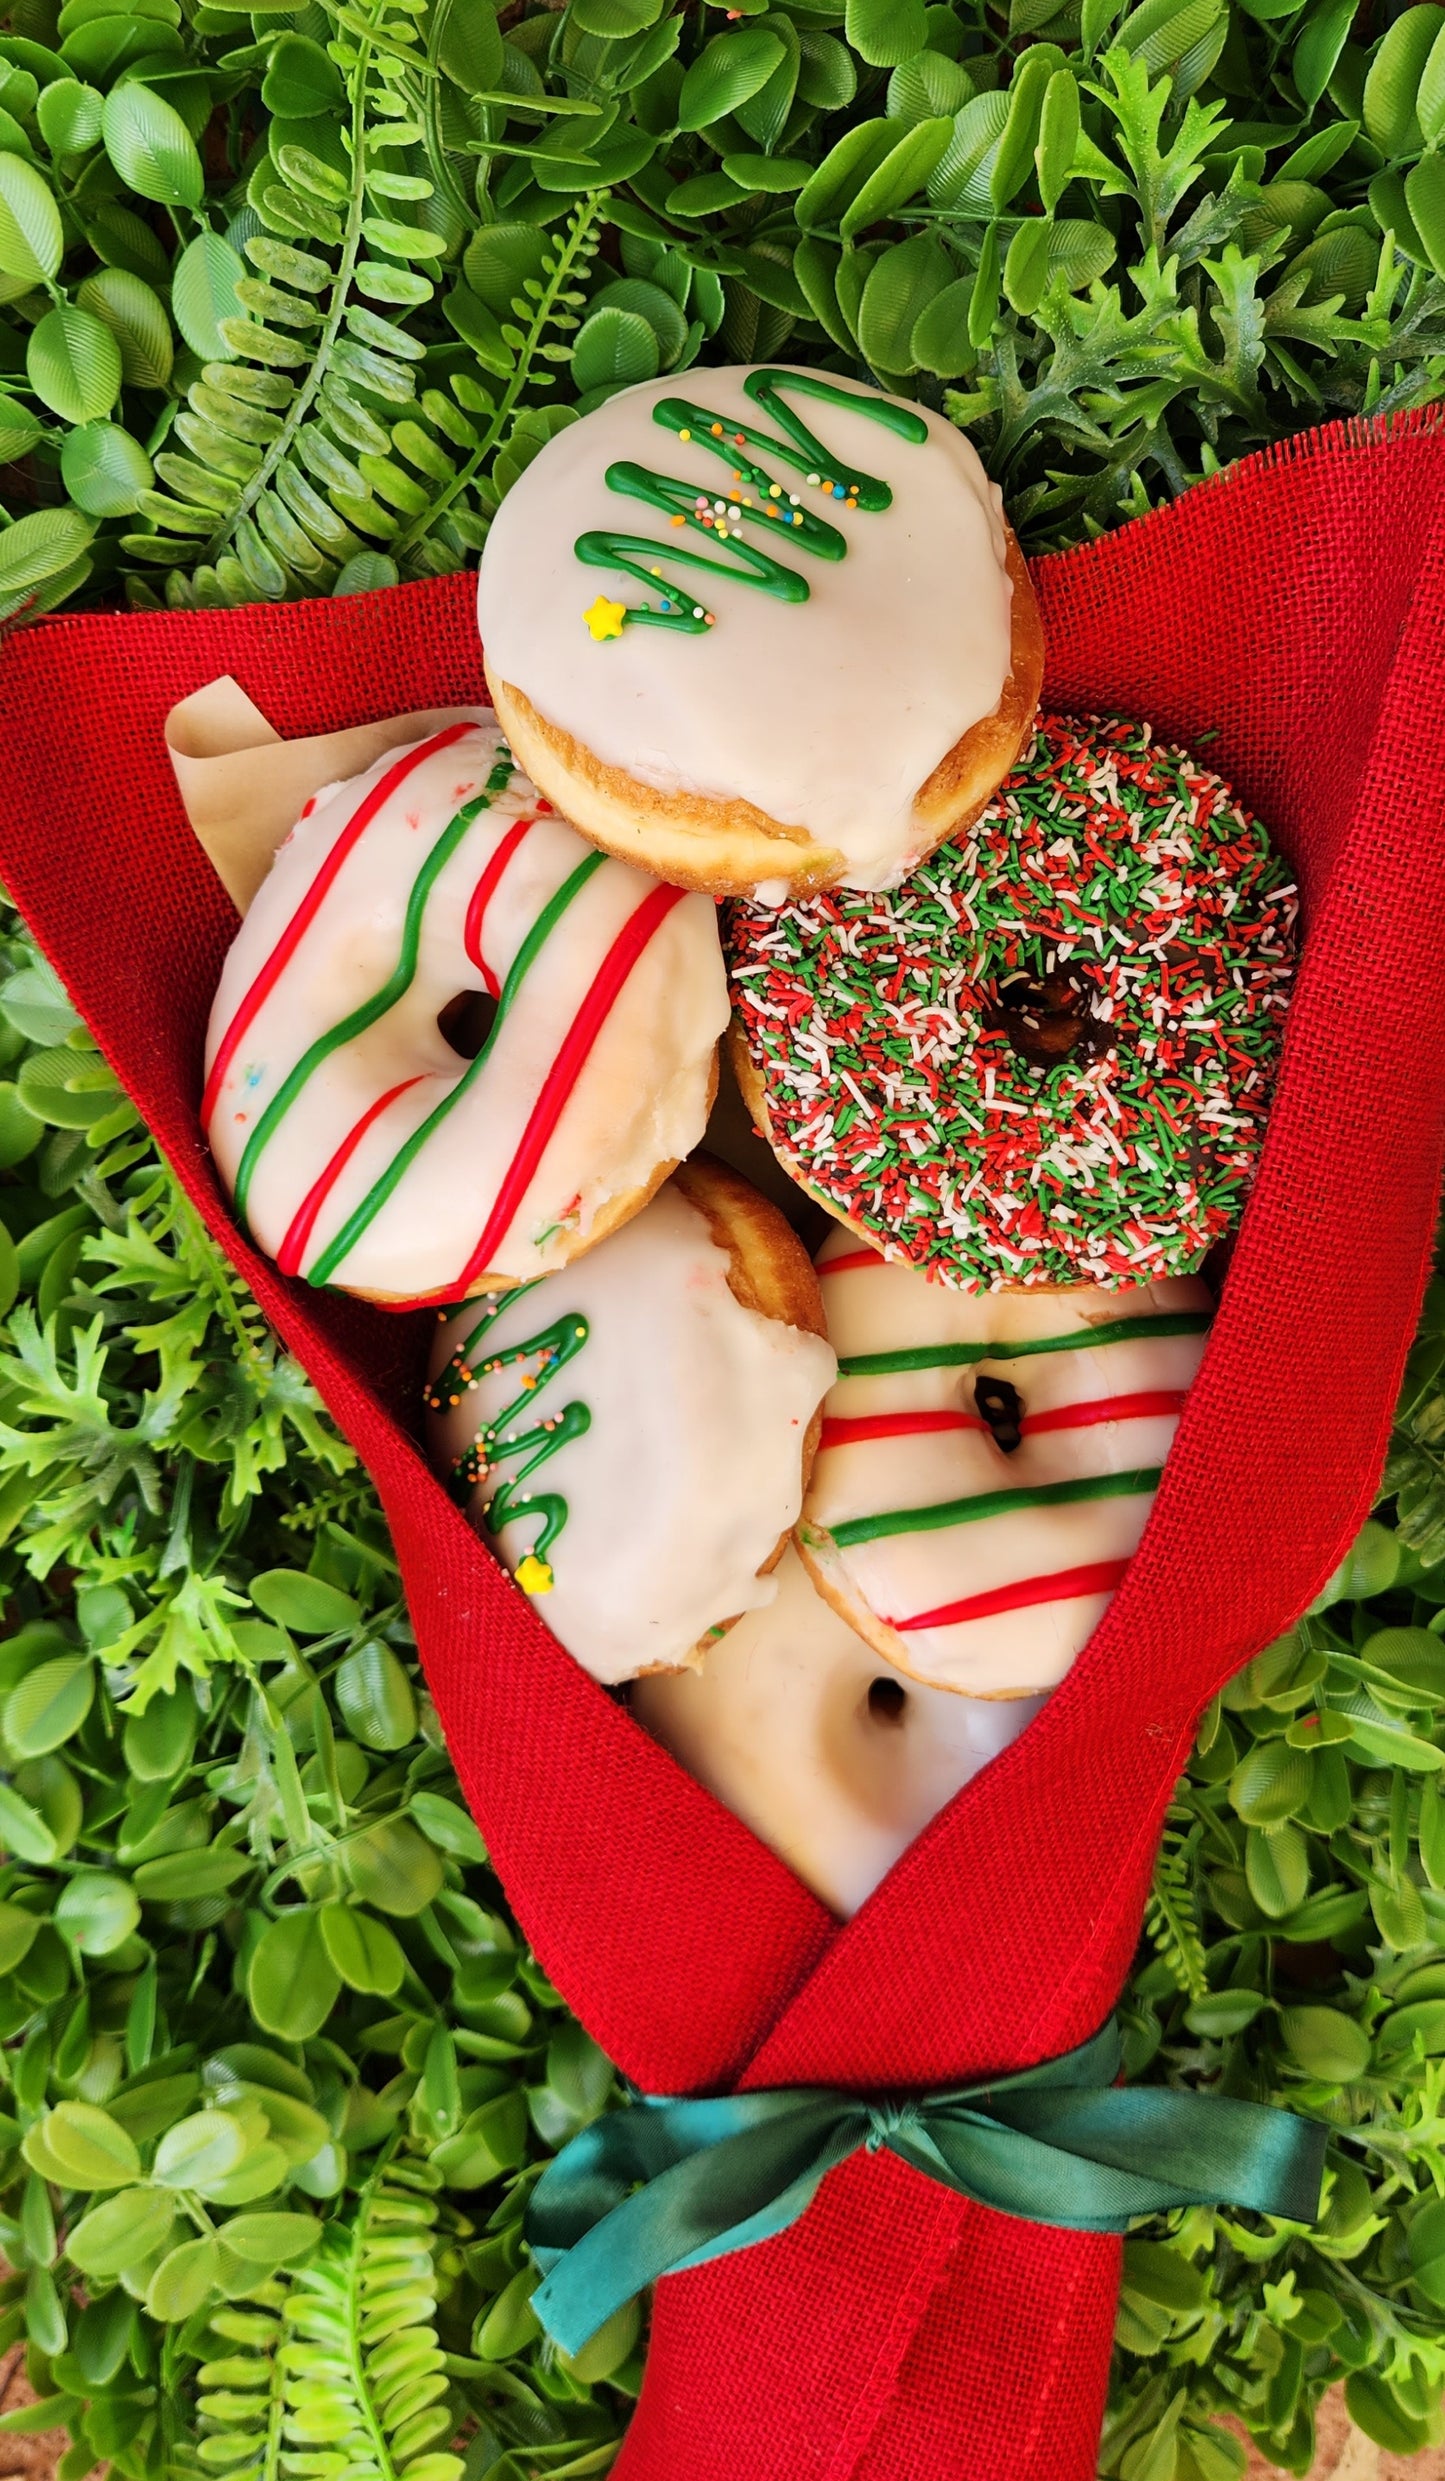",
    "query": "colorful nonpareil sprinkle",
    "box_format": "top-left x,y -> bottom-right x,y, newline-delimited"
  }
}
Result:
726,714 -> 1298,1291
